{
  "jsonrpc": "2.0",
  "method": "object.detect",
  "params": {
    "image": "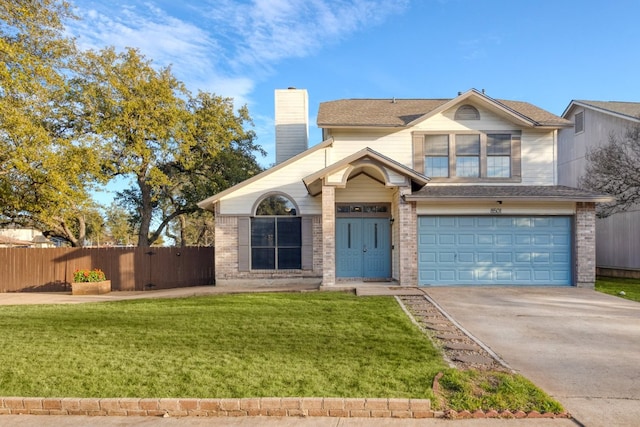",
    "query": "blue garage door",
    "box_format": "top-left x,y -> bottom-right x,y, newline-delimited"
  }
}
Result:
418,216 -> 572,286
